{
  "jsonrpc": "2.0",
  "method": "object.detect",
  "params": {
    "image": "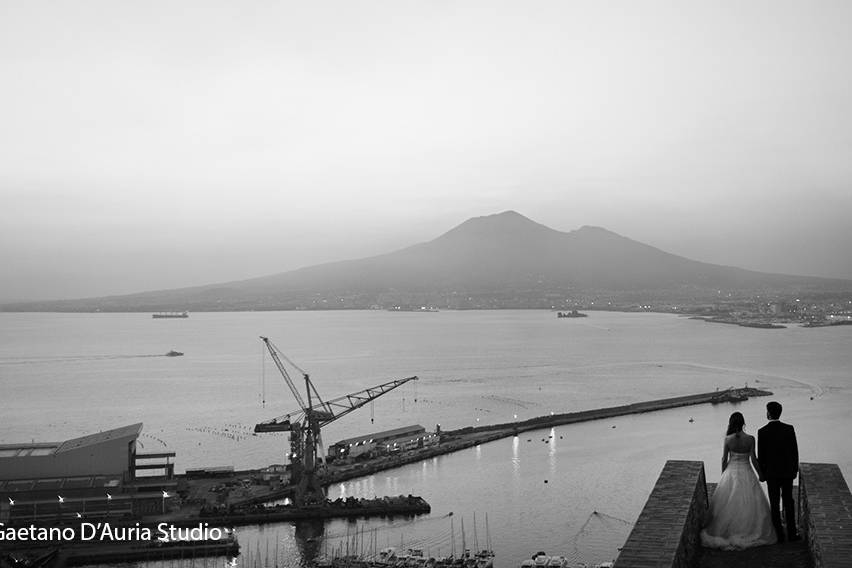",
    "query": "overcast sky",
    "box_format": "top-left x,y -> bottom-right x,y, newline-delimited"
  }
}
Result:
2,1 -> 851,301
